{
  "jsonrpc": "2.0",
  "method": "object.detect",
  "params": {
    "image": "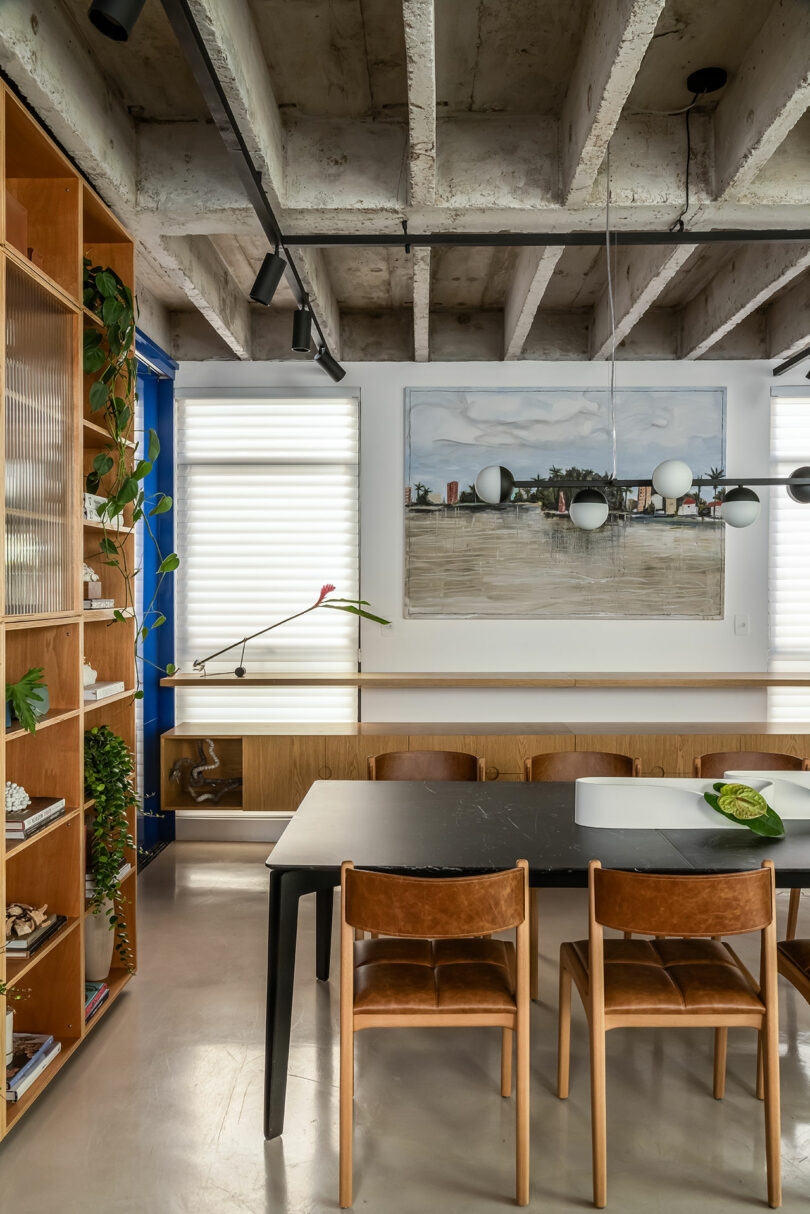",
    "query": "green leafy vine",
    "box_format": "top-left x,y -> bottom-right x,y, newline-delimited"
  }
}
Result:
83,259 -> 177,695
84,726 -> 137,971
